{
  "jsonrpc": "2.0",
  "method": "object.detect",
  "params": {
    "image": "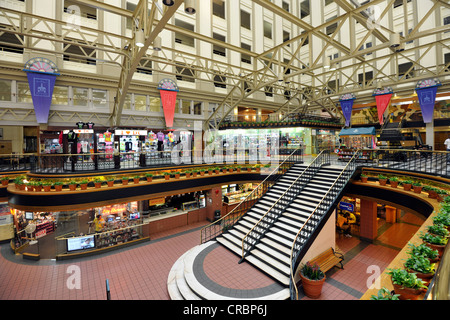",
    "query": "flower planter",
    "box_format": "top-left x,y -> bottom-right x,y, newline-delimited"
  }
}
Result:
413,186 -> 423,194
122,180 -> 129,185
379,179 -> 387,186
1,180 -> 8,186
390,181 -> 399,188
209,170 -> 213,175
69,184 -> 77,191
423,241 -> 447,257
428,190 -> 437,199
186,173 -> 191,178
146,177 -> 153,182
55,185 -> 63,192
35,186 -> 42,192
43,185 -> 51,192
27,186 -> 34,192
247,168 -> 252,172
361,177 -> 368,183
107,181 -> 114,187
300,273 -> 326,299
215,170 -> 219,175
222,169 -> 227,174
80,183 -> 88,190
392,283 -> 427,300
200,171 -> 205,176
403,184 -> 412,191
164,175 -> 170,181
175,174 -> 180,179
94,182 -> 102,188
133,178 -> 140,184
193,172 -> 198,177
237,168 -> 241,173
406,269 -> 434,286
19,184 -> 25,191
